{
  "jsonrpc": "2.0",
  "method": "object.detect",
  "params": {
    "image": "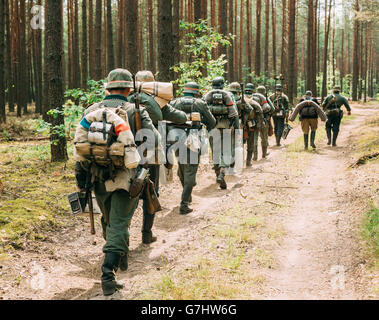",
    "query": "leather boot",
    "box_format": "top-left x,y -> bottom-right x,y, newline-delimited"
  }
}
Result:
304,134 -> 309,150
180,204 -> 193,215
101,252 -> 123,296
119,253 -> 128,272
246,152 -> 253,167
180,185 -> 194,215
276,135 -> 281,147
310,131 -> 316,149
253,146 -> 258,161
217,168 -> 227,190
332,132 -> 338,147
262,146 -> 269,158
142,213 -> 157,244
326,128 -> 332,145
